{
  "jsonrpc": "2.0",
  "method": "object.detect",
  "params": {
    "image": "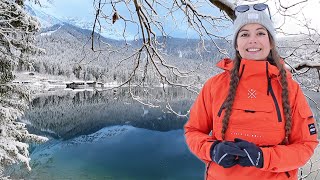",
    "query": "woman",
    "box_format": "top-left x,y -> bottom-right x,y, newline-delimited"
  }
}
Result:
184,3 -> 318,180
